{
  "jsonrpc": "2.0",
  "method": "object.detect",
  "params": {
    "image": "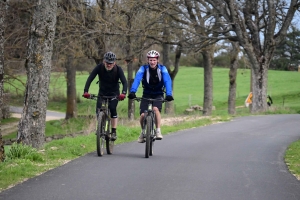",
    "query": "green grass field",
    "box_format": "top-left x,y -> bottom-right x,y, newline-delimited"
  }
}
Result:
1,67 -> 300,191
5,67 -> 300,115
48,67 -> 300,115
